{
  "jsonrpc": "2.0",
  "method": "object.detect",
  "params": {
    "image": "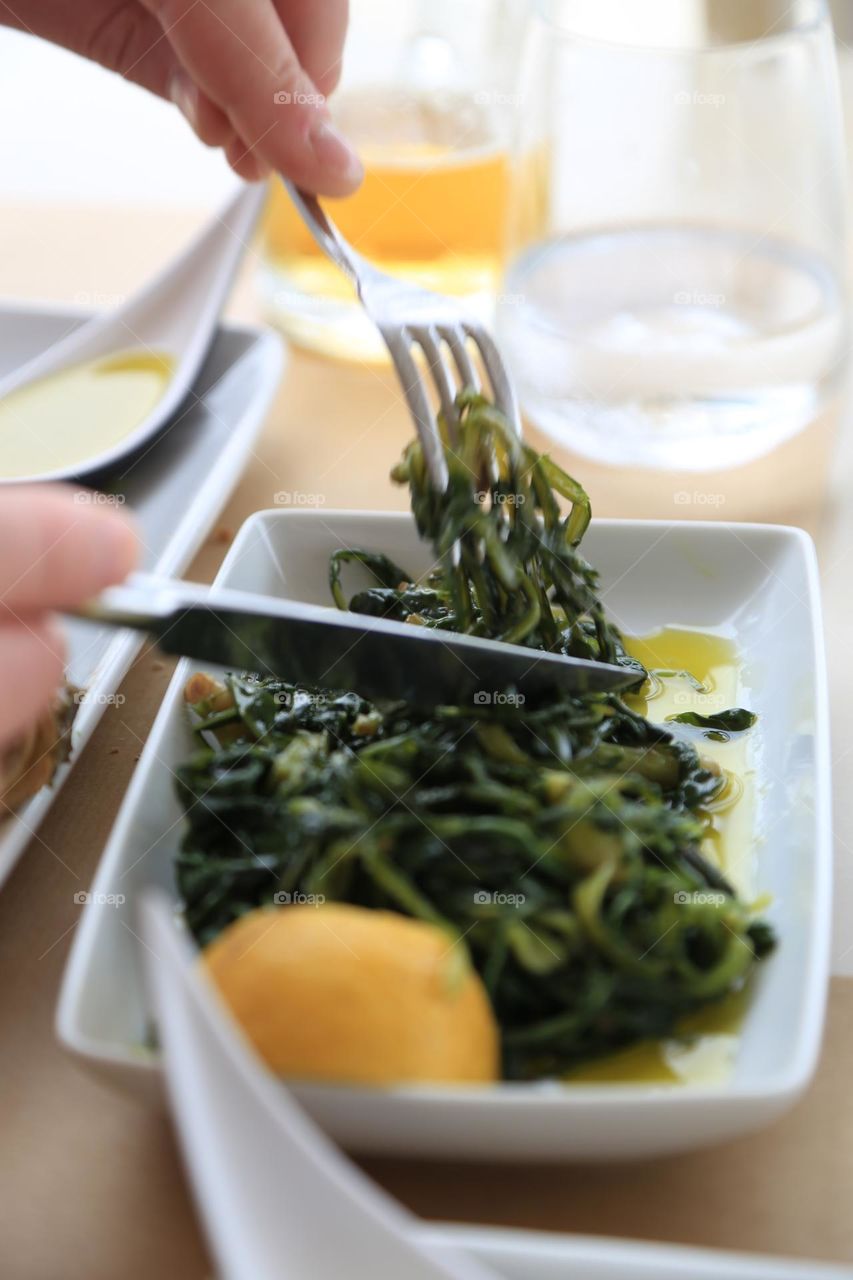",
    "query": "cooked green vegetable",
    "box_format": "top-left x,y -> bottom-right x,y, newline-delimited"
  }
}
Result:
330,391 -> 641,676
668,708 -> 758,734
174,395 -> 774,1079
